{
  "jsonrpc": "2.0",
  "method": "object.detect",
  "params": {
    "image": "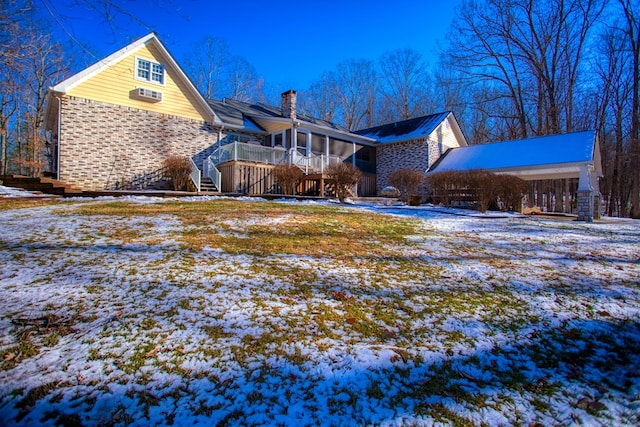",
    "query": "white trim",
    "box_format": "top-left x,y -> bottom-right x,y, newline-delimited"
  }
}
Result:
48,33 -> 224,125
134,56 -> 165,86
